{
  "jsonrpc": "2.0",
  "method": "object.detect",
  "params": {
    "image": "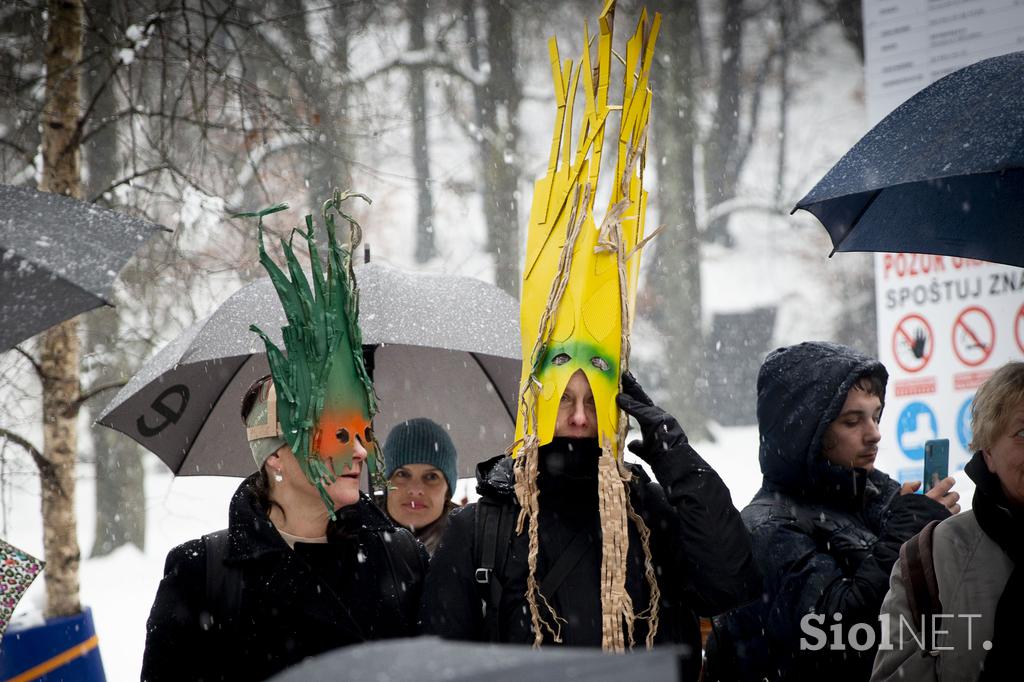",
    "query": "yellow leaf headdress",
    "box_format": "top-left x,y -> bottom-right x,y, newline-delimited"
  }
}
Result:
512,0 -> 661,652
